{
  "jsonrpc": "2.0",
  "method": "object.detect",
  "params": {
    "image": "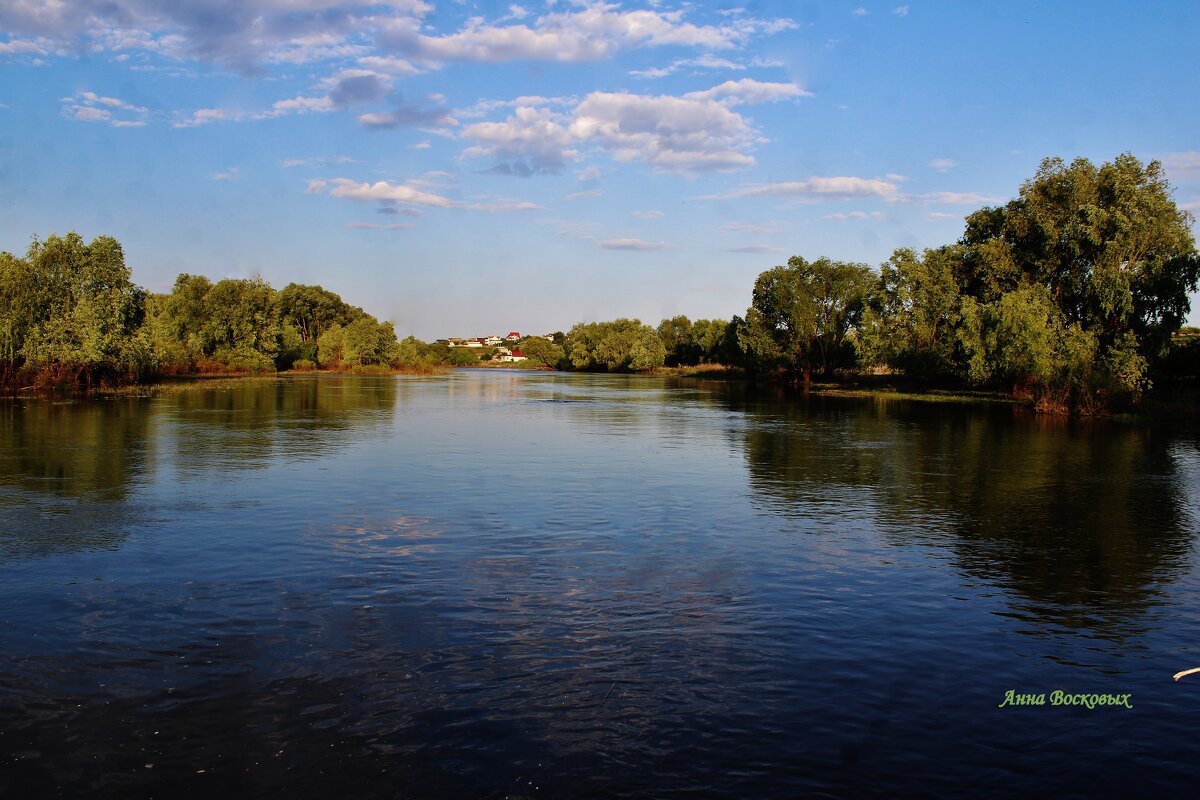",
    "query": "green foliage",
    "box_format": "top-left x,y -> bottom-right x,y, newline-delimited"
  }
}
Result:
858,247 -> 964,380
655,316 -> 735,366
395,335 -> 444,368
564,319 -> 665,371
959,154 -> 1199,362
517,336 -> 566,368
1,232 -> 149,385
277,283 -> 365,344
446,346 -> 480,366
741,256 -> 875,378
